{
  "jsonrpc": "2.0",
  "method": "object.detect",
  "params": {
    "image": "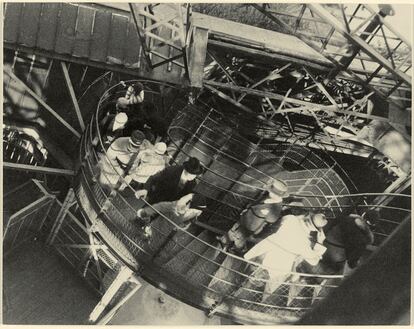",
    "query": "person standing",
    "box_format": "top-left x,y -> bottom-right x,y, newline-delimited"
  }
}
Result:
244,212 -> 328,302
139,157 -> 203,204
218,179 -> 289,253
339,209 -> 378,271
